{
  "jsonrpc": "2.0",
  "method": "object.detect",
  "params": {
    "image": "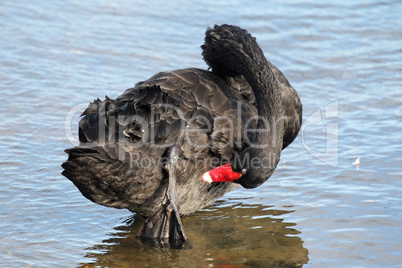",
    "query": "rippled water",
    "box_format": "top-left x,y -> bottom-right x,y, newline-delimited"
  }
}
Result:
1,0 -> 401,267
